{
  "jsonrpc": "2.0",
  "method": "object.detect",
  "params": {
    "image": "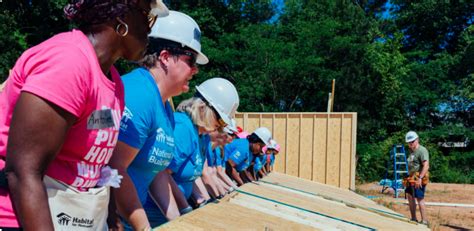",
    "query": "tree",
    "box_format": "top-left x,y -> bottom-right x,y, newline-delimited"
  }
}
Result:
0,0 -> 69,82
389,1 -> 473,131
